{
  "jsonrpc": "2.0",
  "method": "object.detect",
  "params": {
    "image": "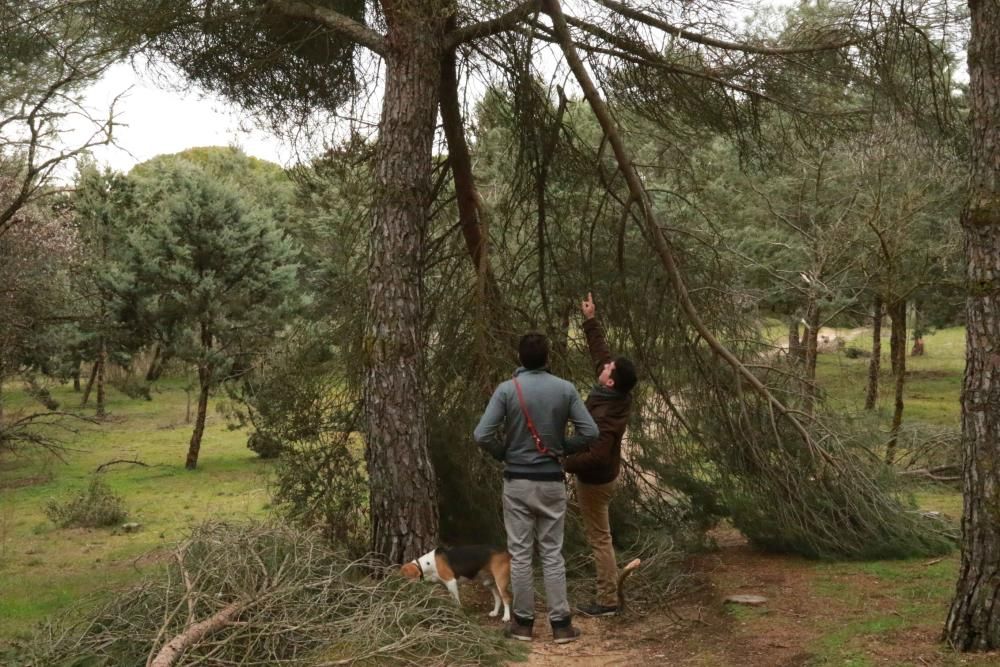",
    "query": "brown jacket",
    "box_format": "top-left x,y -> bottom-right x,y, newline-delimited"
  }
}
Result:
563,318 -> 632,485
